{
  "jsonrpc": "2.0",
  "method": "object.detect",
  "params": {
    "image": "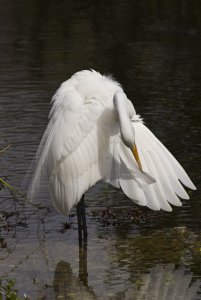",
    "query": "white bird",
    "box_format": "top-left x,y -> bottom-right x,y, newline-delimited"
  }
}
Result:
29,70 -> 196,241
